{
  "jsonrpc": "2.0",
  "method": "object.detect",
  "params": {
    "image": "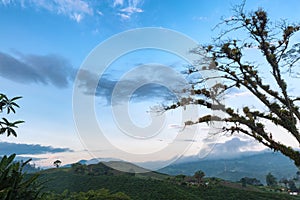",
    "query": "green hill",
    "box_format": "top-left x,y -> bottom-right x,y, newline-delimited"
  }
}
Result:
35,162 -> 300,200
